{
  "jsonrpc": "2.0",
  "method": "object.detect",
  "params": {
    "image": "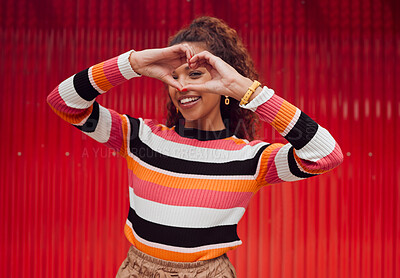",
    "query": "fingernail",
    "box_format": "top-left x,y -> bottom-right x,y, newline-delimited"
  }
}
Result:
181,88 -> 187,92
